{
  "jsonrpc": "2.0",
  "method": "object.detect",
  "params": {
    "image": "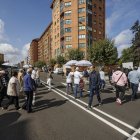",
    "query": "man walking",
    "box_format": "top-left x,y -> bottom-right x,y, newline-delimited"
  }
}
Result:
112,67 -> 127,105
87,66 -> 102,109
128,66 -> 140,101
